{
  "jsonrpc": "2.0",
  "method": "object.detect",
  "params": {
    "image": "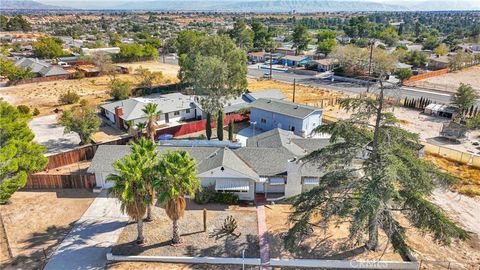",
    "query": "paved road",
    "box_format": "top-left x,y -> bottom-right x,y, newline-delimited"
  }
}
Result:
247,67 -> 480,107
44,191 -> 128,270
